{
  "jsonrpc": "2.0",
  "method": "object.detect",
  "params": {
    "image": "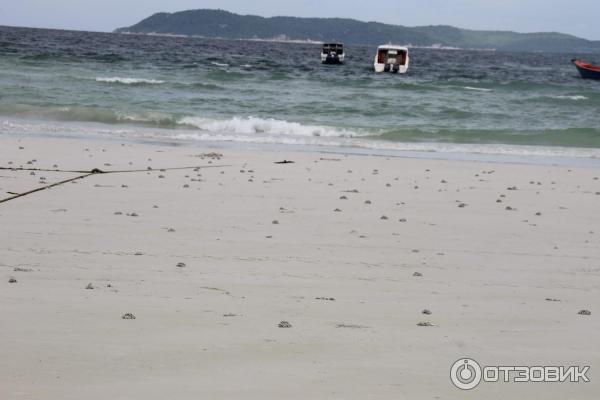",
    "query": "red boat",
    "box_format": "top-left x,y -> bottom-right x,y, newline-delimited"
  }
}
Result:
572,59 -> 600,80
